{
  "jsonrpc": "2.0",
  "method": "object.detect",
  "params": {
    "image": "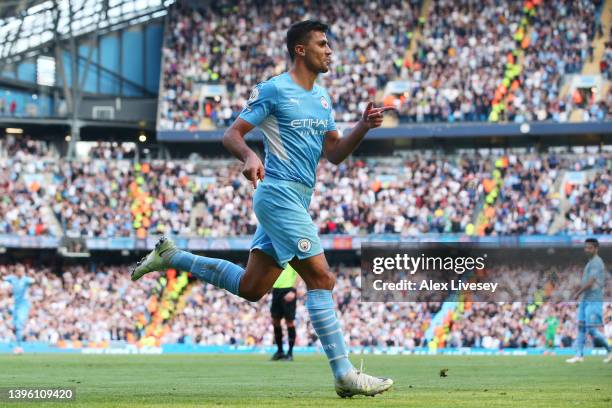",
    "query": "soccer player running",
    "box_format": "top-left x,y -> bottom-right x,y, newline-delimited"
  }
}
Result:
566,238 -> 611,363
4,264 -> 34,354
132,20 -> 394,397
270,264 -> 298,361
